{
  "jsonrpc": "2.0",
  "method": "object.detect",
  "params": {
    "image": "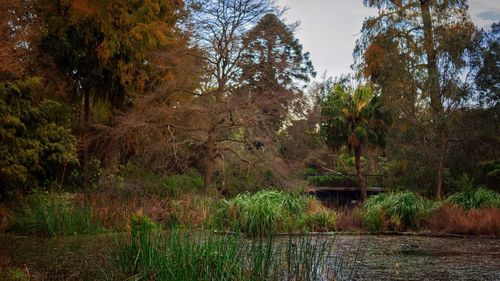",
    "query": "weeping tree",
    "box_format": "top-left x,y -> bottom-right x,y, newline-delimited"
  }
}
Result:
320,83 -> 391,200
